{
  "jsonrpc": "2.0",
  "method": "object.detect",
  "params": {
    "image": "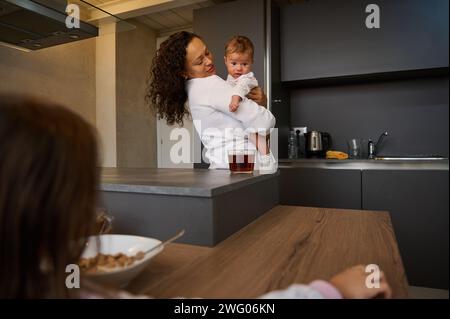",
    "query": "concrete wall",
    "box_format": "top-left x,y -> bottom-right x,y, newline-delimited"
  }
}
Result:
96,22 -> 117,167
0,20 -> 162,168
116,20 -> 157,168
0,39 -> 96,126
